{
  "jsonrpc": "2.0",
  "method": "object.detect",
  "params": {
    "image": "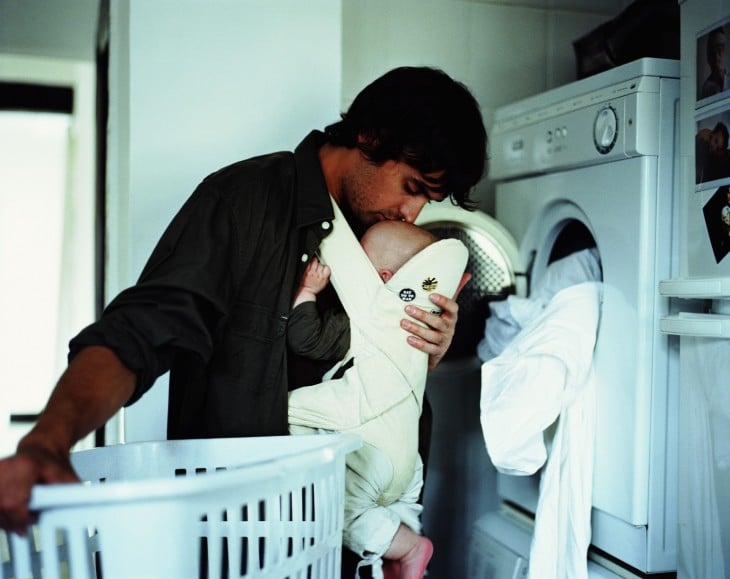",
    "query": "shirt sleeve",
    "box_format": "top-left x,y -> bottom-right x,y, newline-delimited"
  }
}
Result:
287,301 -> 350,362
69,180 -> 239,405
